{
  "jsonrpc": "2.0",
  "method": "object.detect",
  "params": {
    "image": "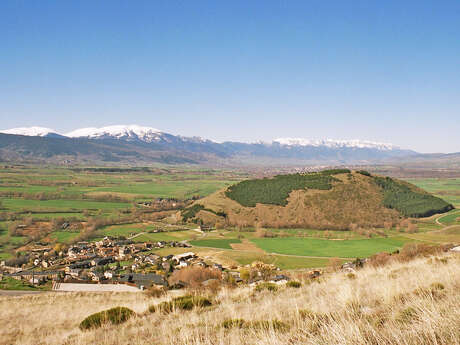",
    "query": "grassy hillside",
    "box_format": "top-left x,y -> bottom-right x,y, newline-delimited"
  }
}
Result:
1,252 -> 459,345
183,171 -> 454,229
